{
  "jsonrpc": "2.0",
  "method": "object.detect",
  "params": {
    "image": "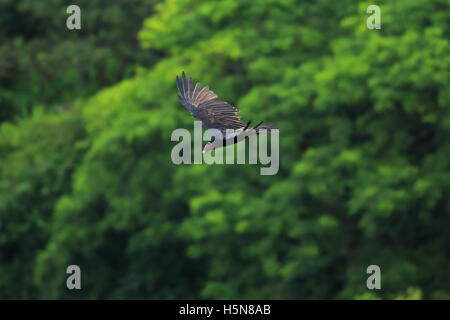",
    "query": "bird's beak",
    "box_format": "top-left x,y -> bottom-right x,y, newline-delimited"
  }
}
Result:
203,142 -> 213,154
